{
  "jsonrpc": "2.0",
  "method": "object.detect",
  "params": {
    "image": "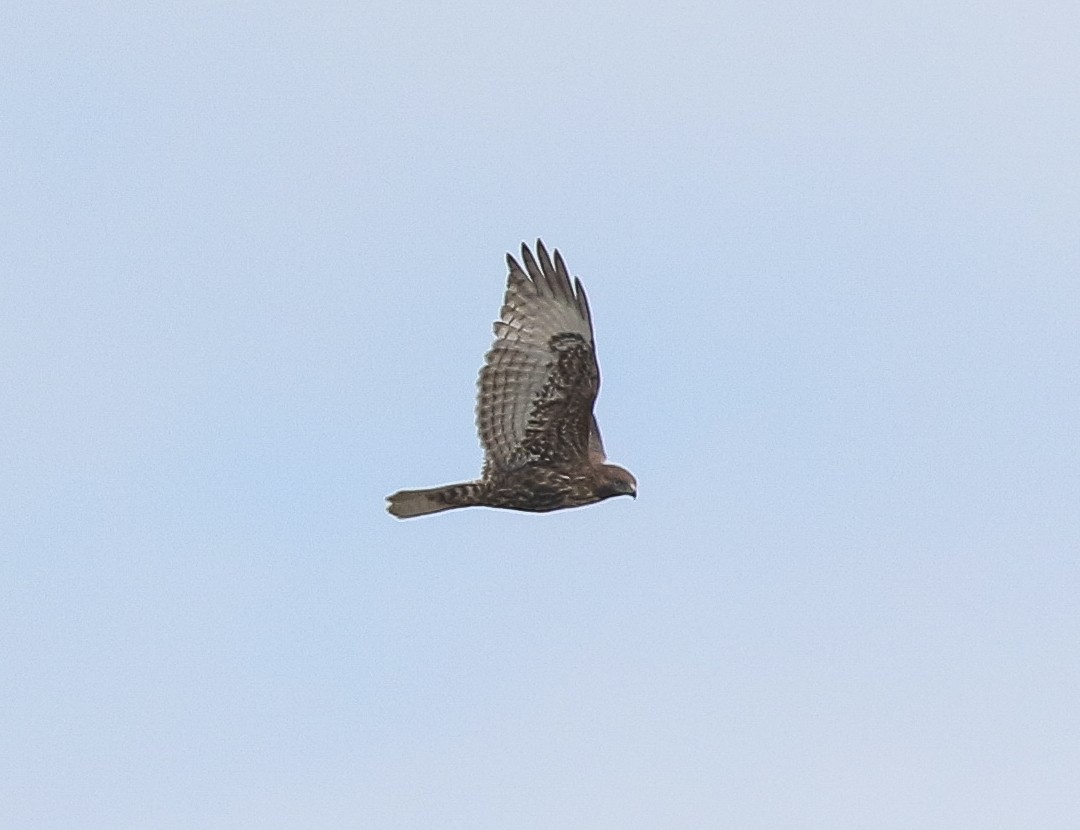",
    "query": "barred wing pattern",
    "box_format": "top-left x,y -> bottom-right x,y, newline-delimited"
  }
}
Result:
477,241 -> 600,473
